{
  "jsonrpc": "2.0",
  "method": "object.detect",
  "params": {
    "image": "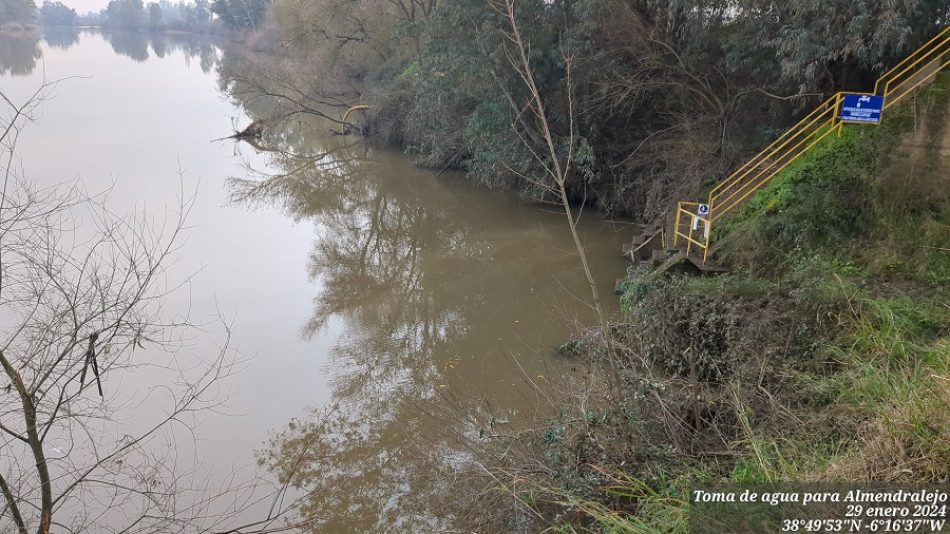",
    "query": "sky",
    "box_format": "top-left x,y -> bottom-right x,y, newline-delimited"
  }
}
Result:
60,0 -> 113,12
